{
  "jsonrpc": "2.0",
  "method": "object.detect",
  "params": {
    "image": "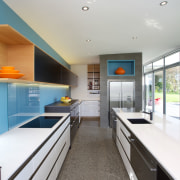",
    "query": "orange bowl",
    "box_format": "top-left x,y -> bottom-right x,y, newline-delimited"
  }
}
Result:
0,69 -> 20,73
0,73 -> 24,79
1,66 -> 15,70
115,67 -> 126,75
